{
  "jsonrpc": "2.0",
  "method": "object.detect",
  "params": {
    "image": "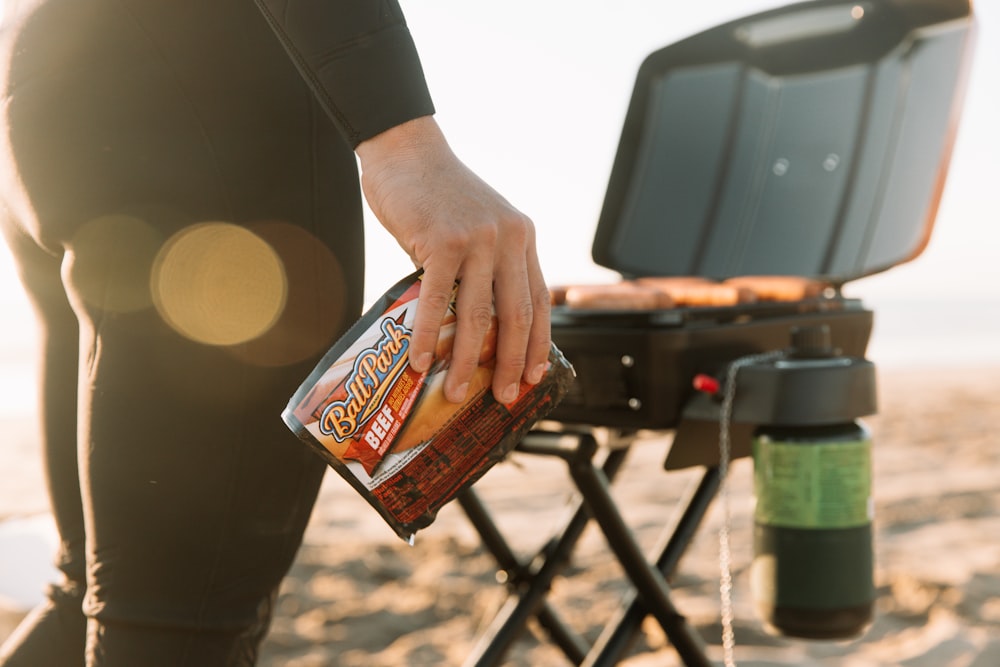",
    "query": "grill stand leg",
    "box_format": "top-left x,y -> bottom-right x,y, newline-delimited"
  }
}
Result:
582,467 -> 722,667
457,488 -> 591,665
460,440 -> 631,667
566,447 -> 714,667
460,431 -> 718,667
